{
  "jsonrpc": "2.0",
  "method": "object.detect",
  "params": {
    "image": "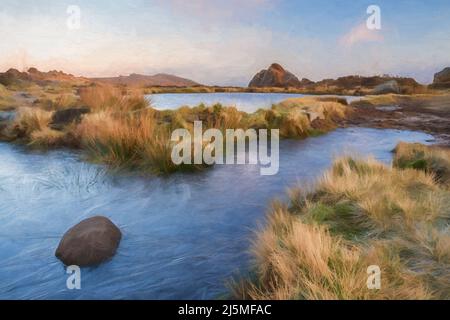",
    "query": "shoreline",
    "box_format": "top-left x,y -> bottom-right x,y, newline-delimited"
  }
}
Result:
345,94 -> 450,147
